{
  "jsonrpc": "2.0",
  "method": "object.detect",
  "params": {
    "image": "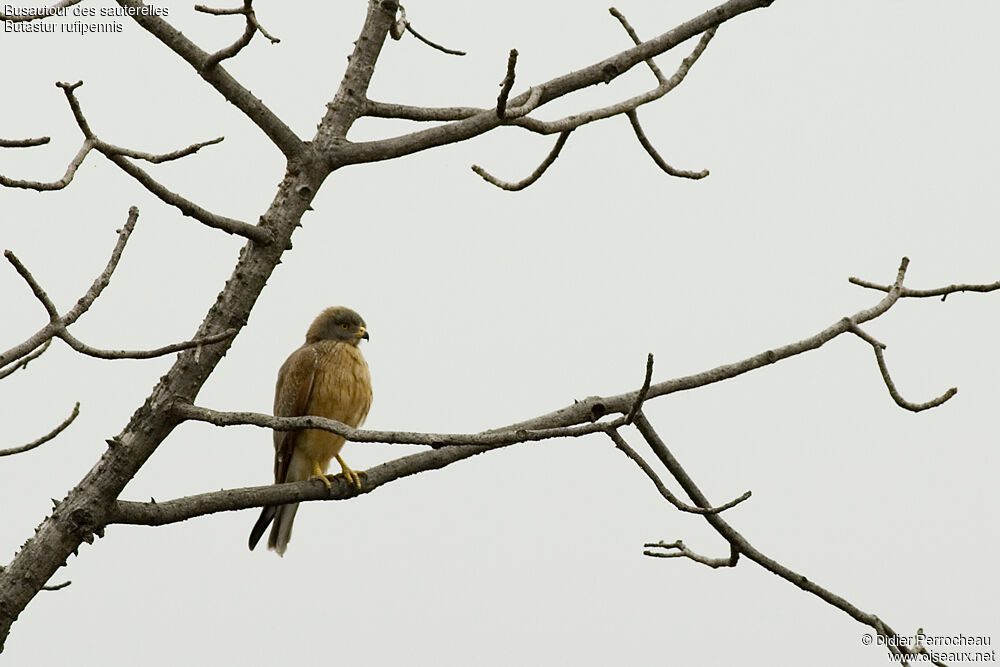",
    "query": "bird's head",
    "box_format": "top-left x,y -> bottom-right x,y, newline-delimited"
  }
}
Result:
306,306 -> 369,345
